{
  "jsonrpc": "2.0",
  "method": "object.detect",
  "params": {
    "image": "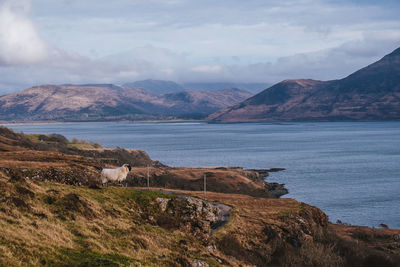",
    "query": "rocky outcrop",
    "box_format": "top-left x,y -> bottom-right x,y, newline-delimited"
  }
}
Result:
265,182 -> 289,198
154,196 -> 221,242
